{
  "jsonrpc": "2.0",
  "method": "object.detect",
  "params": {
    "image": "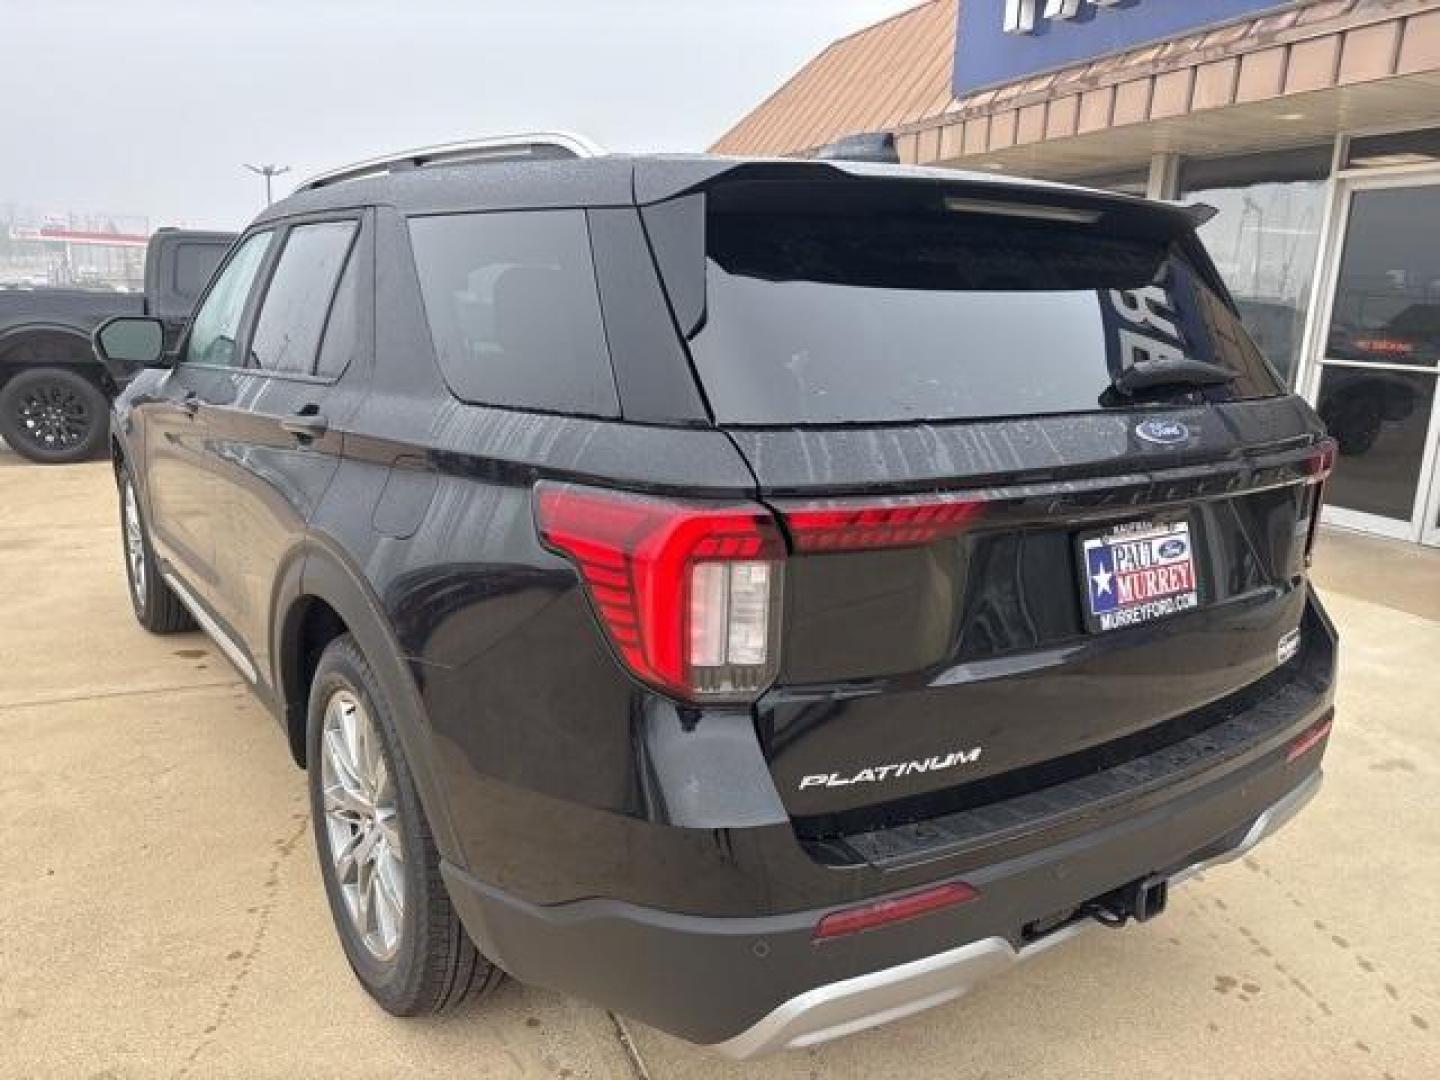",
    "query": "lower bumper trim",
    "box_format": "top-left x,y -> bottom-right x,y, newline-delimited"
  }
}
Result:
713,925 -> 1082,1059
713,770 -> 1322,1059
1171,766 -> 1322,884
